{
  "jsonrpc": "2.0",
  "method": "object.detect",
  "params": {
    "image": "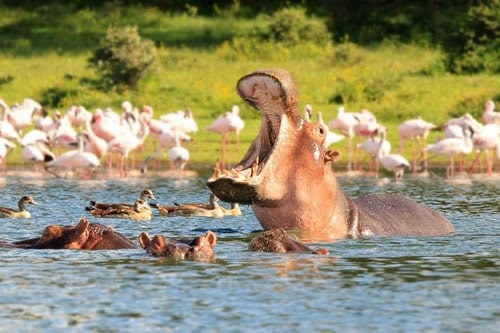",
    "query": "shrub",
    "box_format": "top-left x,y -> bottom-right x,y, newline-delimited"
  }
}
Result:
448,0 -> 500,74
88,26 -> 157,90
267,7 -> 332,45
